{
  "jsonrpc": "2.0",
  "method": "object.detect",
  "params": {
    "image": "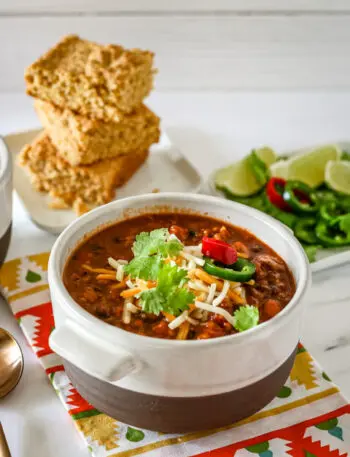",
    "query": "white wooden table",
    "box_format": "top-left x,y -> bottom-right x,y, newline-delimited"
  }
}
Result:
0,91 -> 350,457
